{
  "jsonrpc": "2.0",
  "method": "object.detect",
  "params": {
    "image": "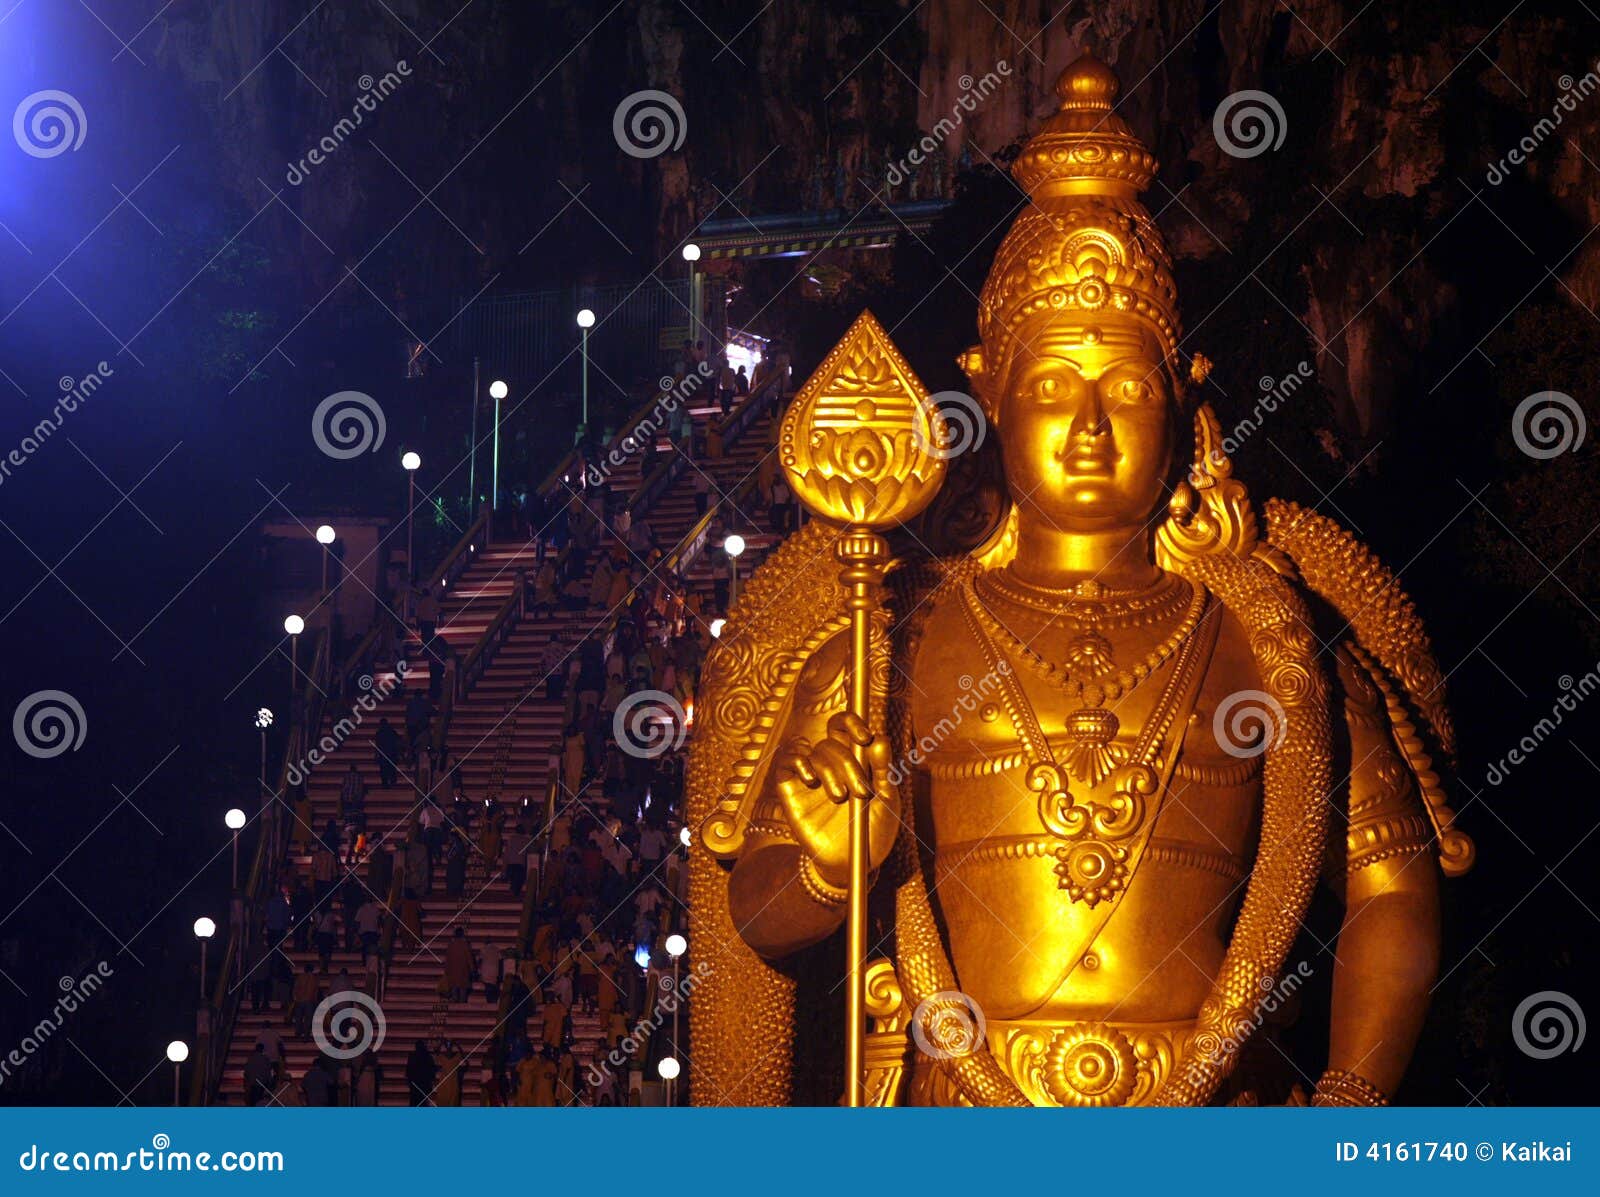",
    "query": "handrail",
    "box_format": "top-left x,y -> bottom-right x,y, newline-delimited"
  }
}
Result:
194,628 -> 330,1105
456,572 -> 526,701
423,504 -> 493,595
